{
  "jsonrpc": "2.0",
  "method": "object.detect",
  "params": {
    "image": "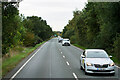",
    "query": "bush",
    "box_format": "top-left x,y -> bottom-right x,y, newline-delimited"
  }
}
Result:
23,32 -> 36,47
113,34 -> 120,63
70,35 -> 77,44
